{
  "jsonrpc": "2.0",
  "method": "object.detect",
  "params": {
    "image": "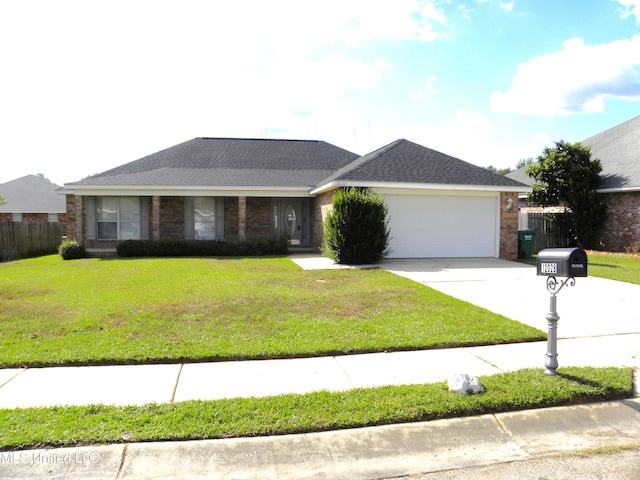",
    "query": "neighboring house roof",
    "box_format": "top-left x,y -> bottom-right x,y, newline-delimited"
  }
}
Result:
504,167 -> 532,187
0,175 -> 66,214
582,115 -> 640,192
315,139 -> 527,192
506,115 -> 640,192
64,137 -> 530,195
